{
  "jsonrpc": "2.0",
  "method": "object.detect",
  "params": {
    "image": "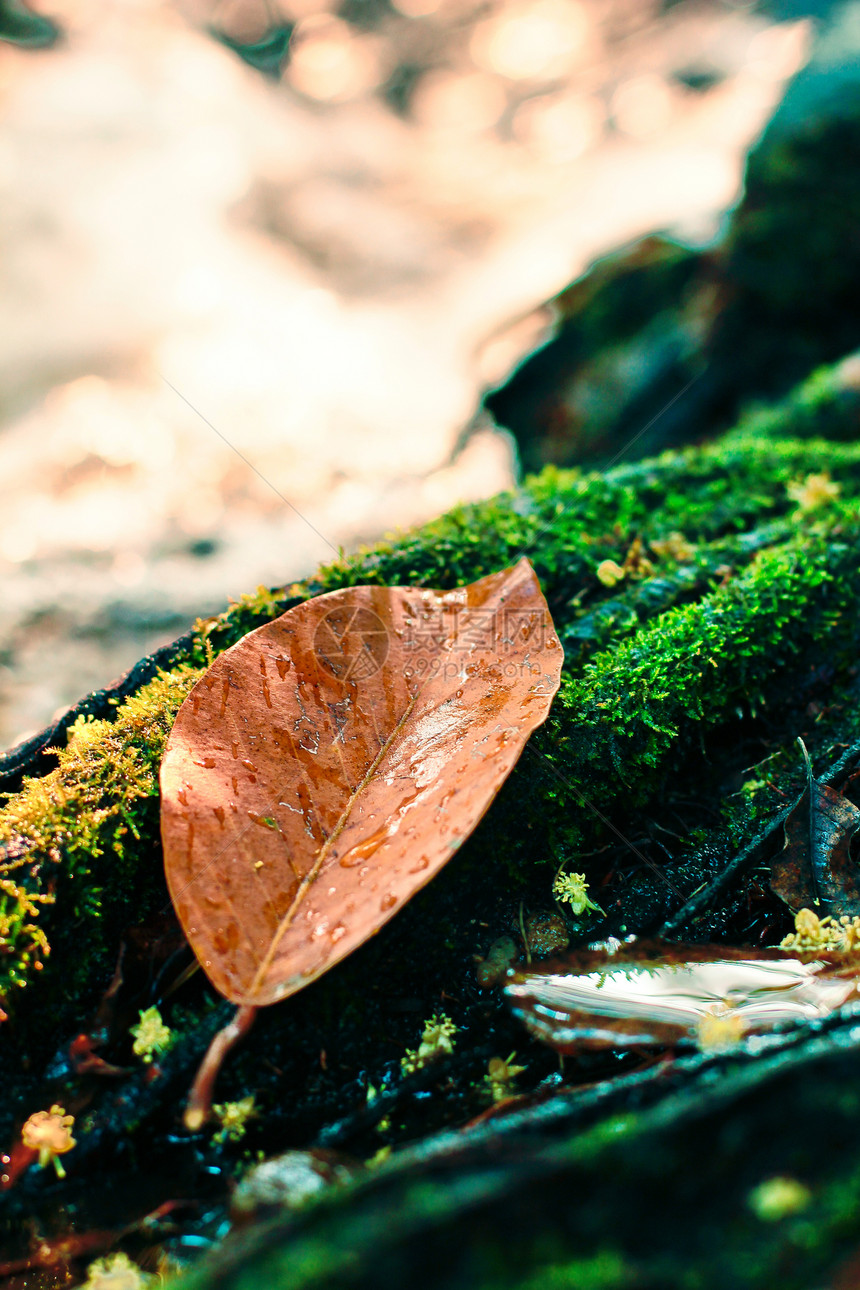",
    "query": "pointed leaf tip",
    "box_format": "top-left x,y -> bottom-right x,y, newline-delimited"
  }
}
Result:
160,561 -> 563,1006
